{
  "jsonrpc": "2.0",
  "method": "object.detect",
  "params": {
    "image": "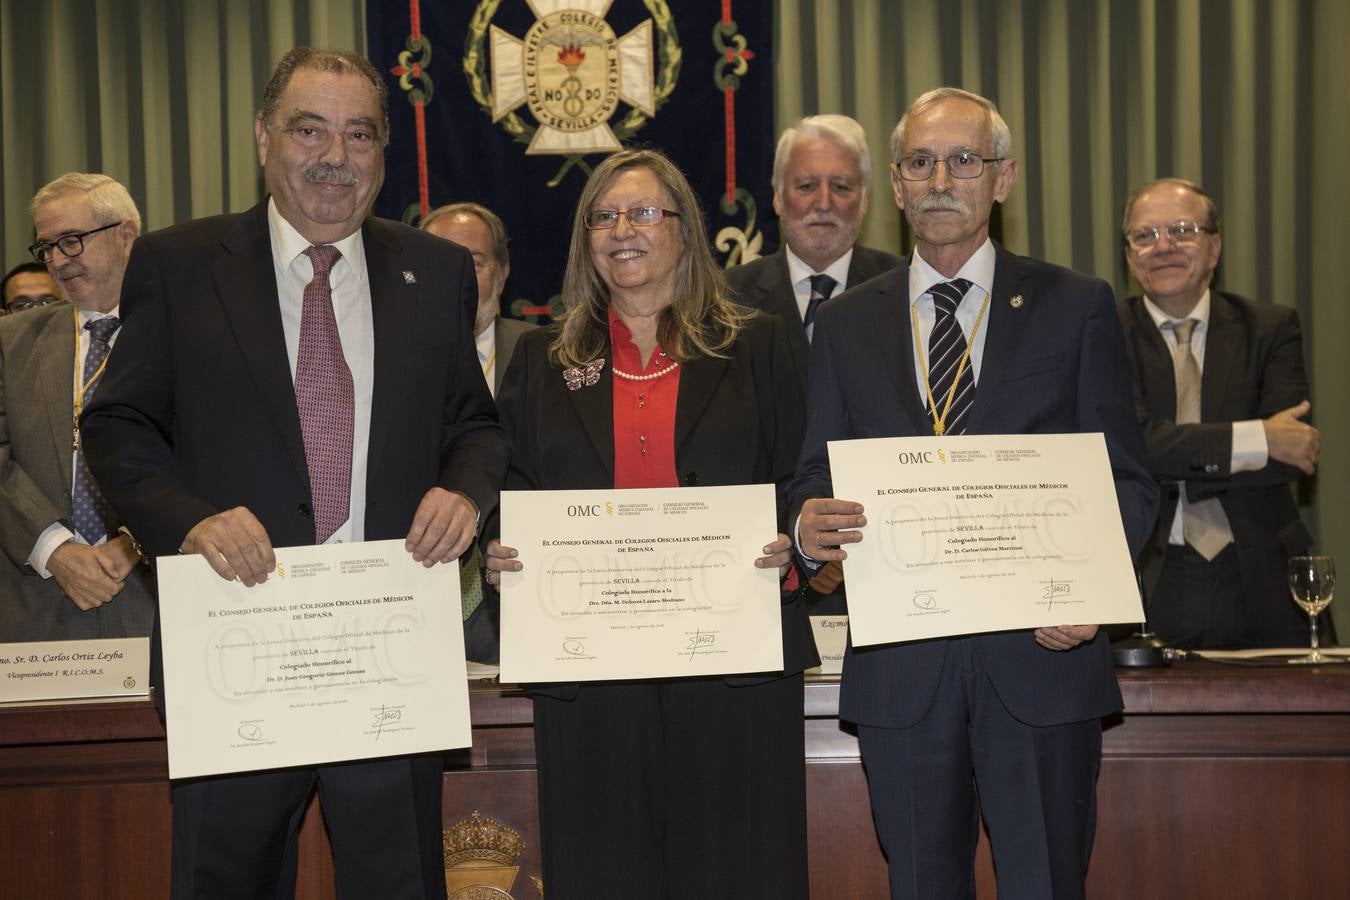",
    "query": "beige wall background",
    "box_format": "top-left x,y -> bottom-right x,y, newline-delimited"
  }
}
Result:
2,0 -> 1346,635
